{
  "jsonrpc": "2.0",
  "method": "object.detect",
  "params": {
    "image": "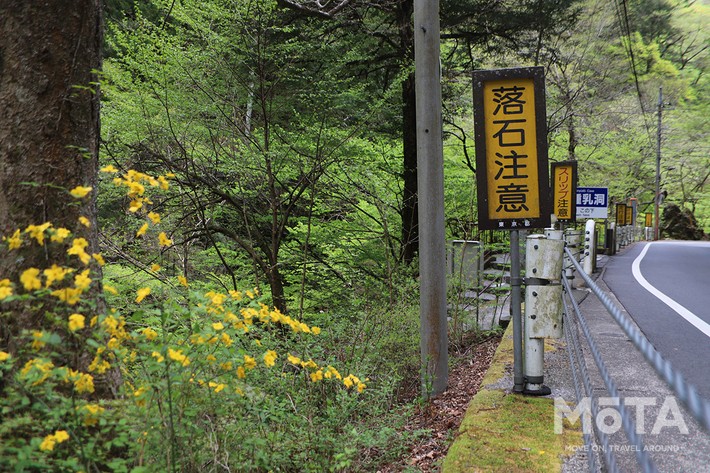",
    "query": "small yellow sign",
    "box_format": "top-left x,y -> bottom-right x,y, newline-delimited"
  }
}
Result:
551,162 -> 576,222
645,213 -> 652,227
616,204 -> 627,225
626,206 -> 633,225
